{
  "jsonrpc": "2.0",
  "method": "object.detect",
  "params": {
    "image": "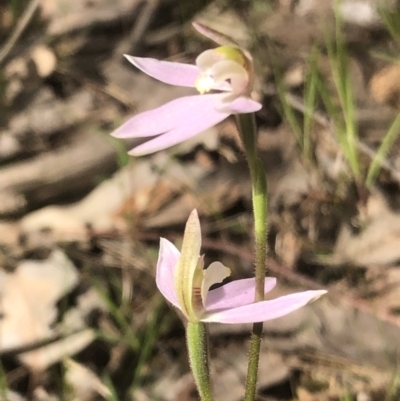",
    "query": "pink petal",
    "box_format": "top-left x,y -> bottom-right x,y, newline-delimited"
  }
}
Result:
220,96 -> 262,113
111,94 -> 219,139
206,278 -> 276,311
129,94 -> 230,156
156,238 -> 181,310
201,290 -> 327,324
125,55 -> 200,87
